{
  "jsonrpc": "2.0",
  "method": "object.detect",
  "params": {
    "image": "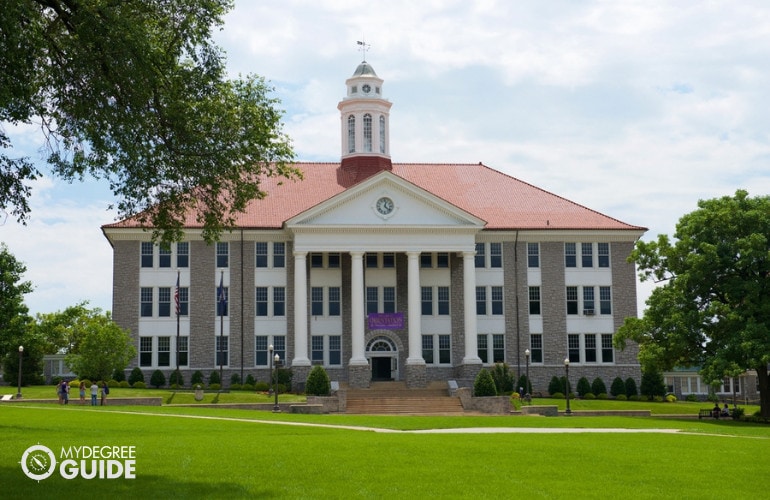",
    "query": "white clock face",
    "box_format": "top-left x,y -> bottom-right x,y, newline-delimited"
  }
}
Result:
376,197 -> 394,215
